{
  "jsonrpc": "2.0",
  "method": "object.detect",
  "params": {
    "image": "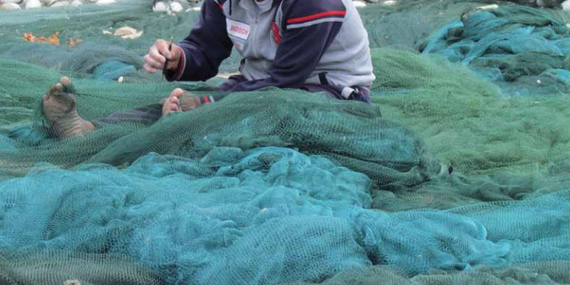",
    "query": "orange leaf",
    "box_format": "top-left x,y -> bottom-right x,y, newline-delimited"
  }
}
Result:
48,32 -> 60,45
23,31 -> 69,46
23,33 -> 35,42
